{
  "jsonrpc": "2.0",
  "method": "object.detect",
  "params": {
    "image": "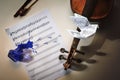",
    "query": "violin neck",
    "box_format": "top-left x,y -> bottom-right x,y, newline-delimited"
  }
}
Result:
70,0 -> 98,51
